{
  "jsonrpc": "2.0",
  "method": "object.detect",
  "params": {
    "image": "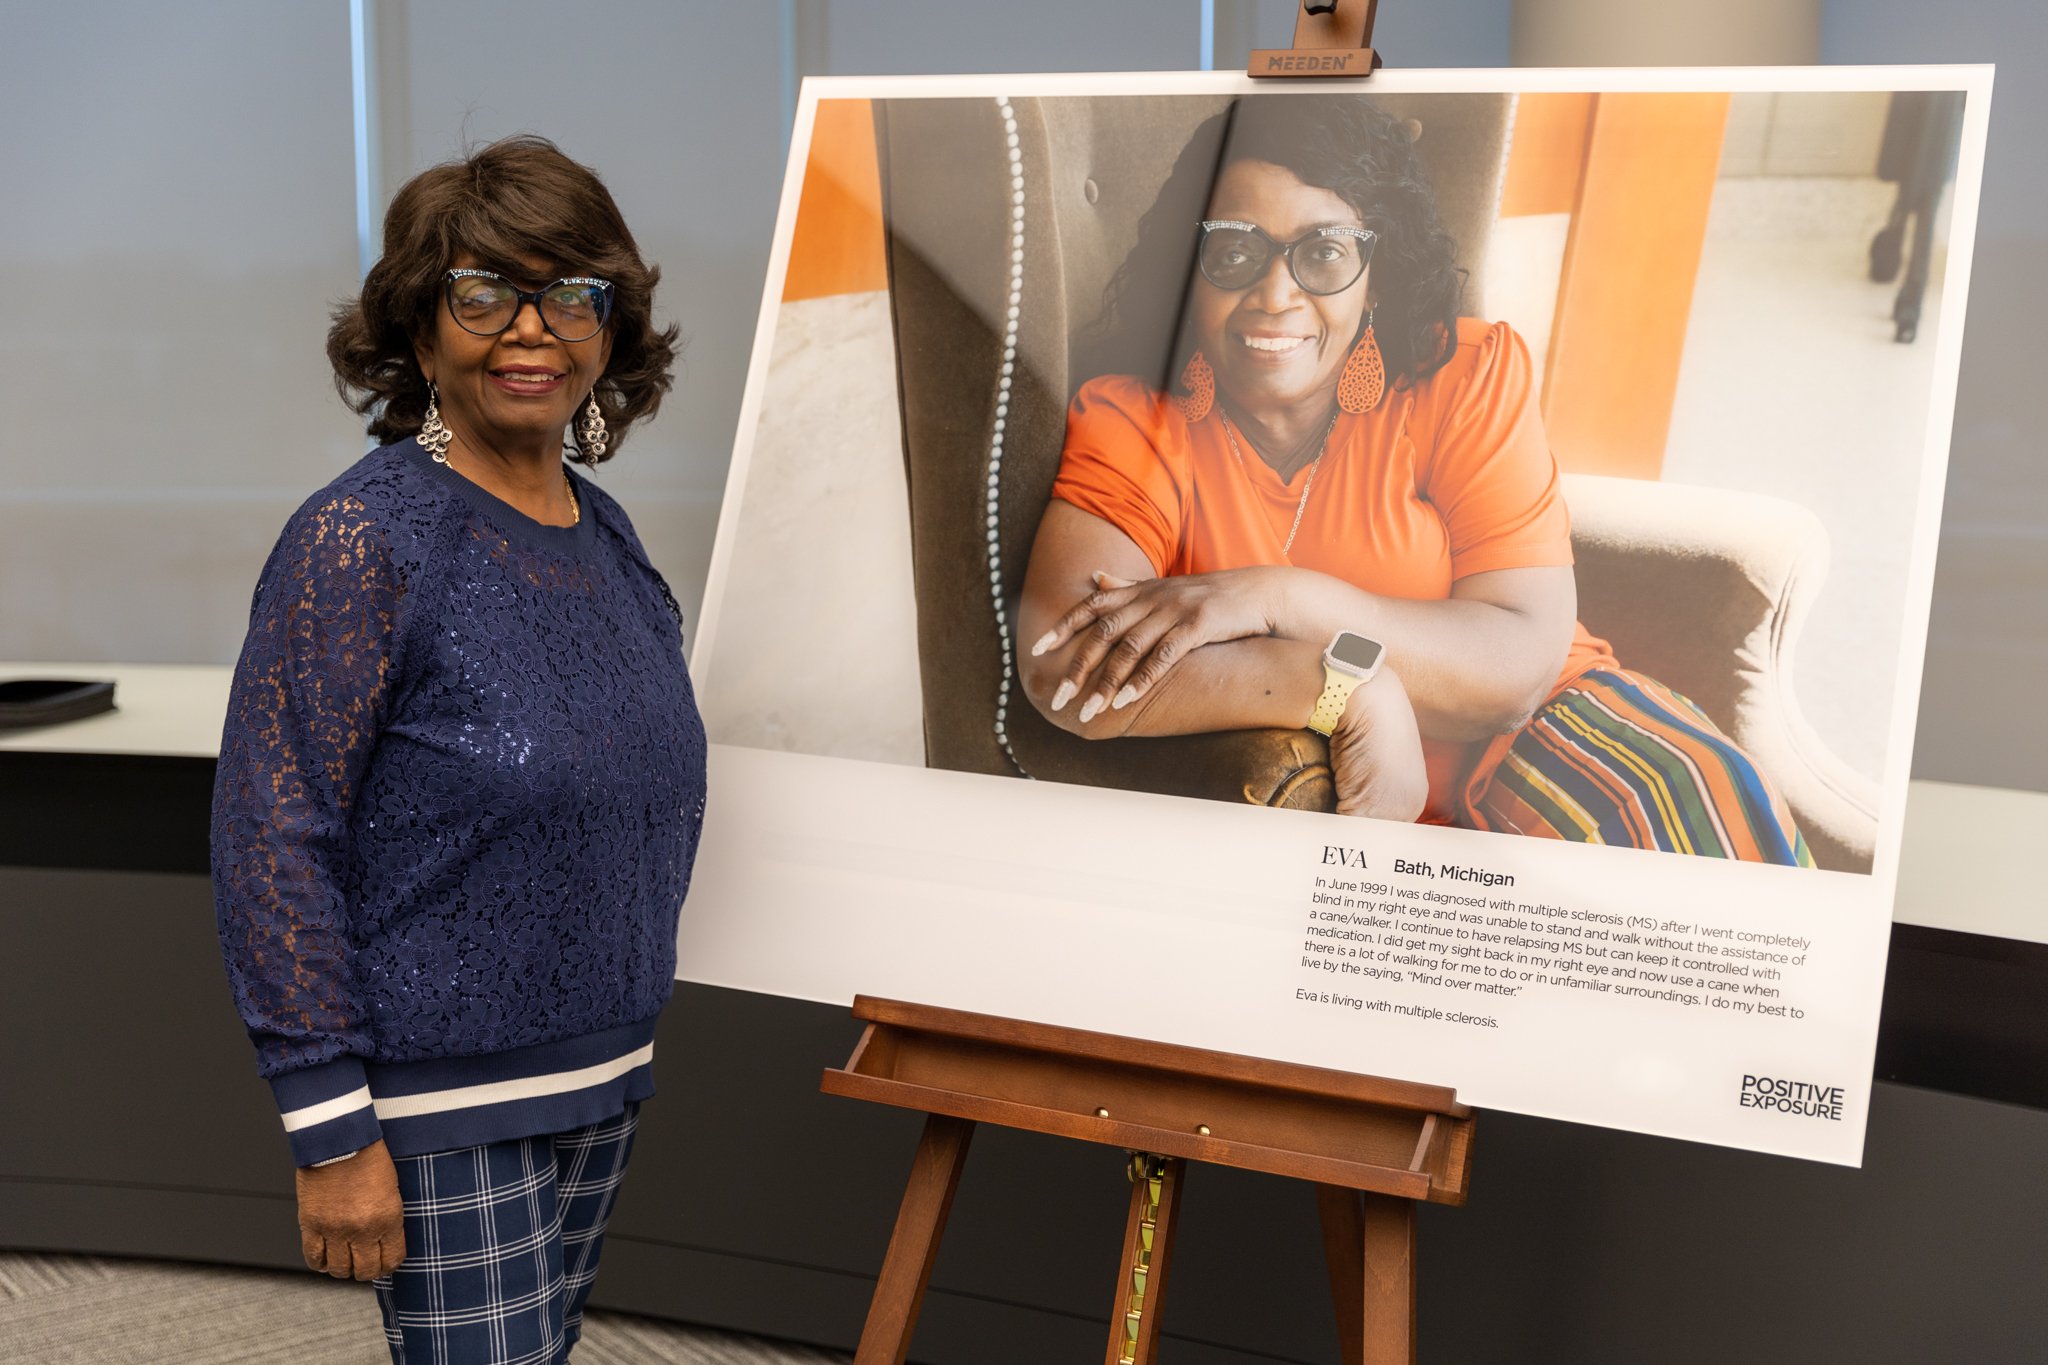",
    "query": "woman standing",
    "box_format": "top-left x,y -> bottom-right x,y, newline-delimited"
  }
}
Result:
212,135 -> 705,1362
